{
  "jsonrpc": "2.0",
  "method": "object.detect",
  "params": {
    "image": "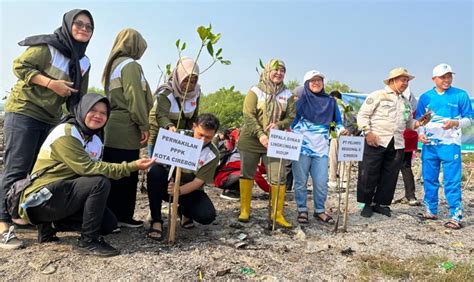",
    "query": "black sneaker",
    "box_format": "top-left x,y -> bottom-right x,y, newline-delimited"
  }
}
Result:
37,223 -> 59,243
76,237 -> 120,257
220,189 -> 240,201
117,219 -> 144,228
373,205 -> 391,217
360,205 -> 373,218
